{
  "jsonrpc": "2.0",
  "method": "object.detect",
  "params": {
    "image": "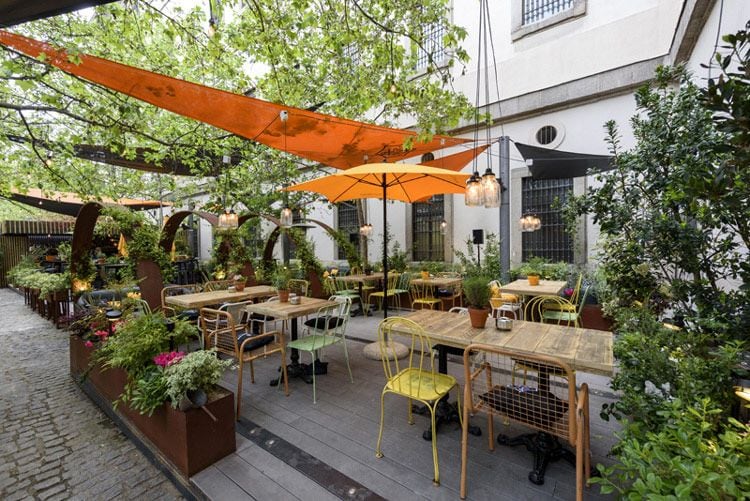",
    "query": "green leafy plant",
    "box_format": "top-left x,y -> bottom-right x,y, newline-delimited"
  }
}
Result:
163,350 -> 233,408
593,398 -> 750,498
454,233 -> 502,279
518,256 -> 546,277
272,266 -> 292,290
463,276 -> 491,309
